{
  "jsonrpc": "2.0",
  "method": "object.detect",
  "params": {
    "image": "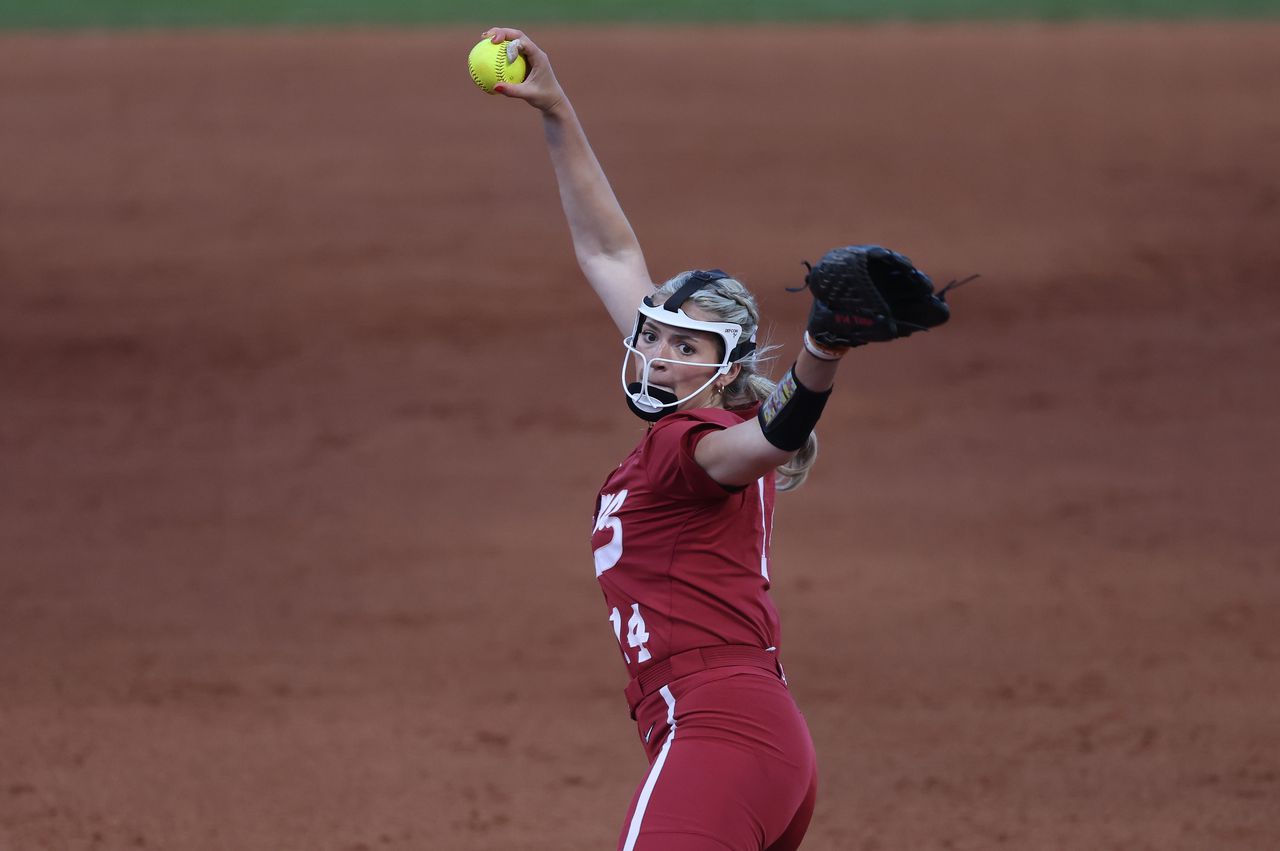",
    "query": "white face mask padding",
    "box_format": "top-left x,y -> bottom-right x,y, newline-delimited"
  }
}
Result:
620,273 -> 757,420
